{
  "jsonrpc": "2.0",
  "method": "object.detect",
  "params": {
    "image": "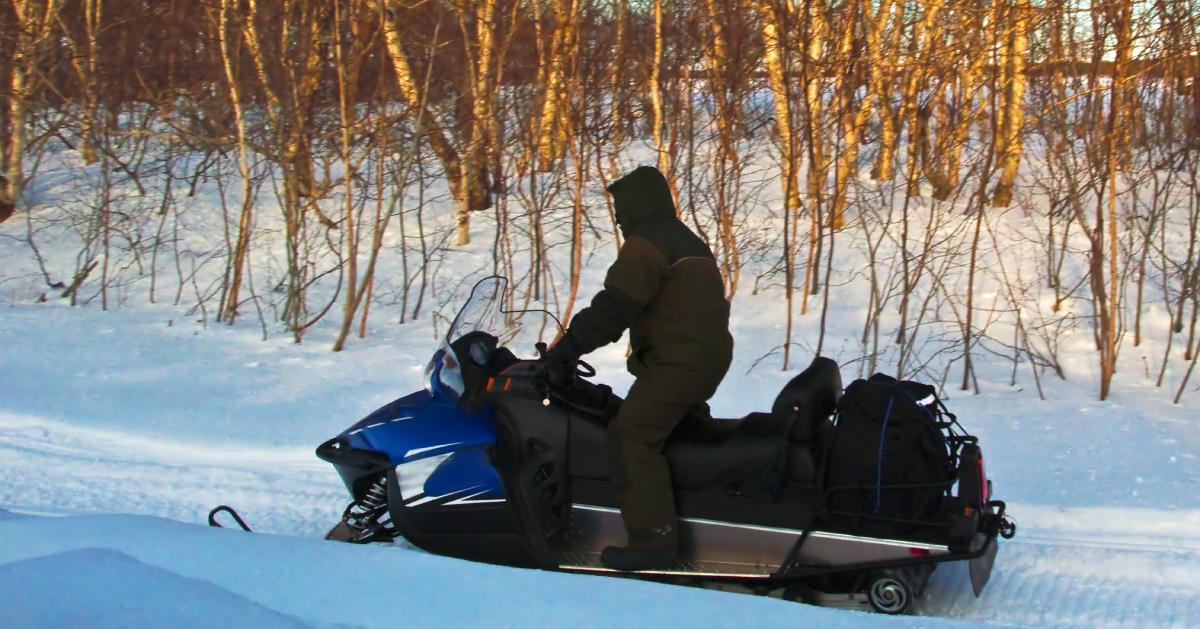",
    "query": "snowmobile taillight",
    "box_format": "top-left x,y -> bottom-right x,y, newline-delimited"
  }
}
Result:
908,547 -> 932,557
978,454 -> 989,503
